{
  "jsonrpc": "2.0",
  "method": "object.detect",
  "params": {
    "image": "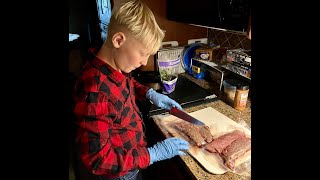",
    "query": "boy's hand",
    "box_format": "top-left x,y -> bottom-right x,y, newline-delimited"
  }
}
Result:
147,137 -> 189,165
146,88 -> 182,110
